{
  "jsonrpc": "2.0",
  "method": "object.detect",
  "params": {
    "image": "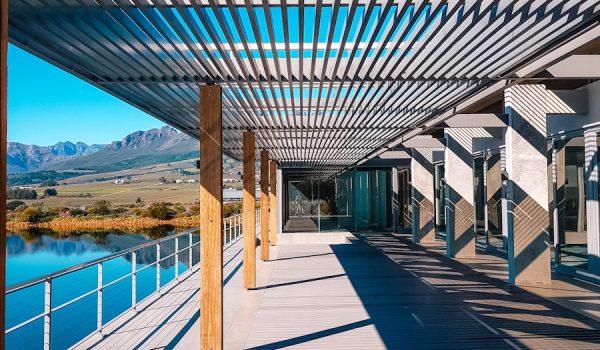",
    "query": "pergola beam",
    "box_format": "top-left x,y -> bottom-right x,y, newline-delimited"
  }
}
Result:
260,150 -> 270,261
0,0 -> 7,347
242,131 -> 256,289
199,85 -> 224,350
